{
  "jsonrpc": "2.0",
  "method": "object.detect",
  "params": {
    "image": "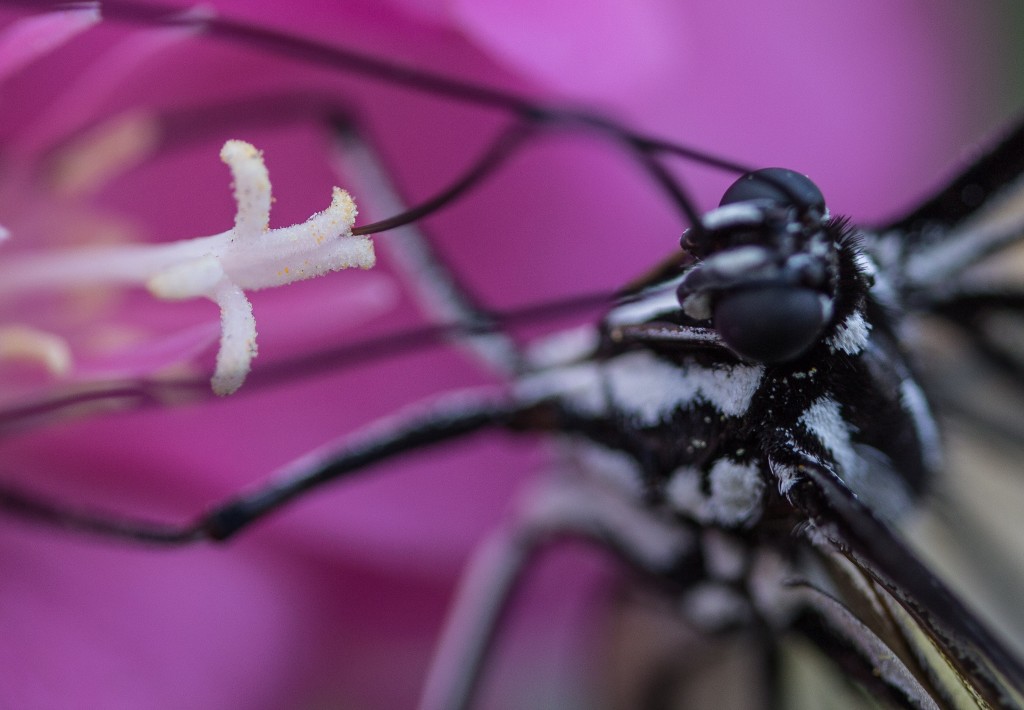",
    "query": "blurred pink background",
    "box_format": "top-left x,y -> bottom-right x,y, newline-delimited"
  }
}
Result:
0,1 -> 1021,707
